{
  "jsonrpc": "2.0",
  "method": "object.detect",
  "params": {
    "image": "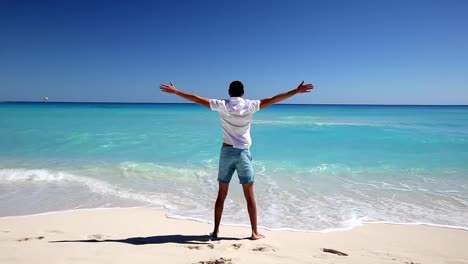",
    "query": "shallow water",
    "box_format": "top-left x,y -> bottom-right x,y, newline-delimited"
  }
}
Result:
1,103 -> 467,231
